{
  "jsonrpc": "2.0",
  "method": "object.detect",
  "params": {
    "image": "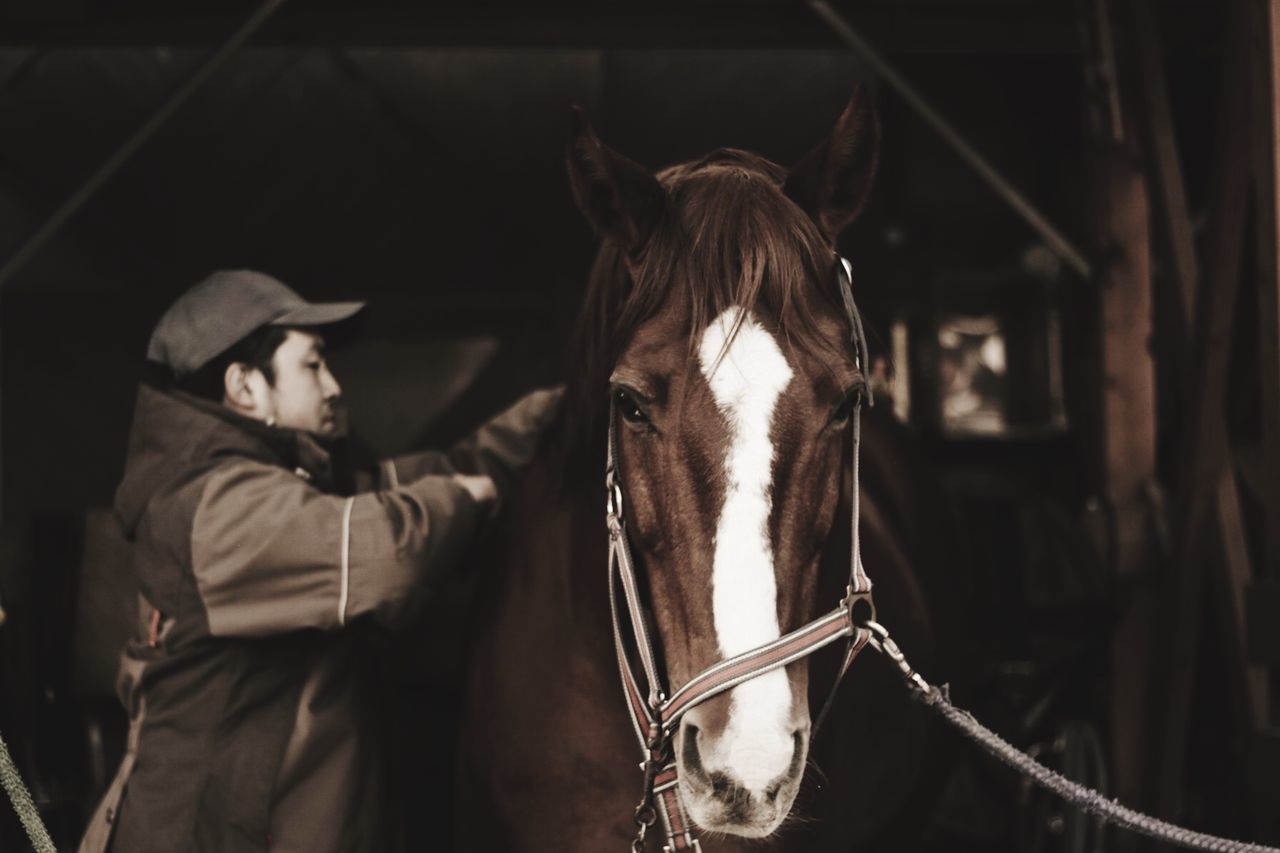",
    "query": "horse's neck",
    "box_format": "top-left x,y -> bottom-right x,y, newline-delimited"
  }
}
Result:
487,451 -> 616,662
